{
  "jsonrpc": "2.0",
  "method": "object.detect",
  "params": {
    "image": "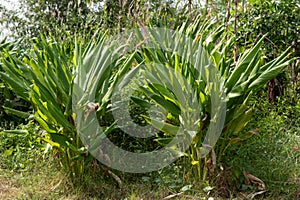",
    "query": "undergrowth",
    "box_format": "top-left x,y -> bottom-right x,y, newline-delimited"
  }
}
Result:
225,91 -> 300,199
0,92 -> 299,199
